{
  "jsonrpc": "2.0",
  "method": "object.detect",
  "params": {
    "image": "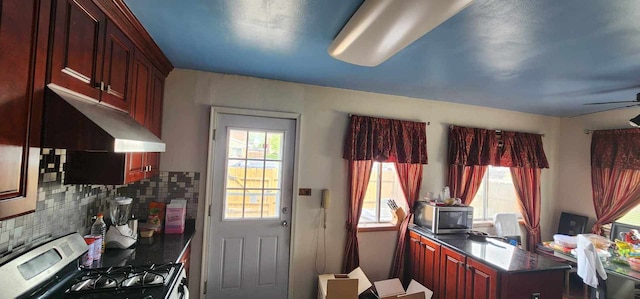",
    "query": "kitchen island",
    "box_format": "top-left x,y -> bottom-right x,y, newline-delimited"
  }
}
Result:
409,225 -> 570,299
